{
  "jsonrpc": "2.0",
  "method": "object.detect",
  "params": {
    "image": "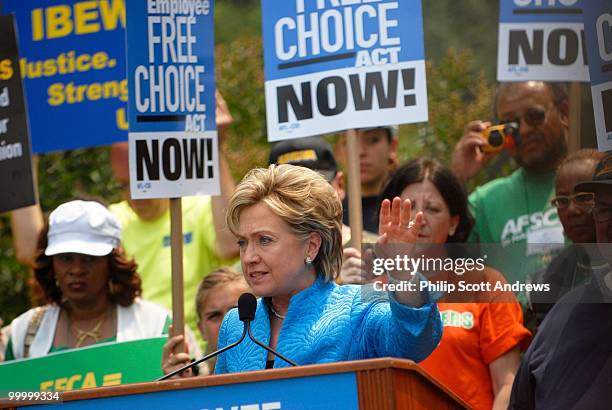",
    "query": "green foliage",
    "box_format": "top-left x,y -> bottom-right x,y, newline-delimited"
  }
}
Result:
37,148 -> 123,211
398,48 -> 513,191
215,1 -> 262,45
422,1 -> 499,82
216,36 -> 269,180
0,219 -> 29,324
399,48 -> 494,161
